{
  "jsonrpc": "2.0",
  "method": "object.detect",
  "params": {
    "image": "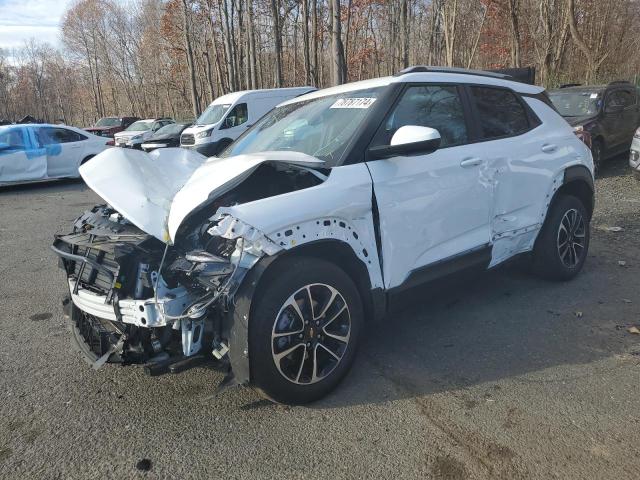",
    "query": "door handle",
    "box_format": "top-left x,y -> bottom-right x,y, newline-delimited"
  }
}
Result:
541,143 -> 557,153
460,157 -> 483,168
